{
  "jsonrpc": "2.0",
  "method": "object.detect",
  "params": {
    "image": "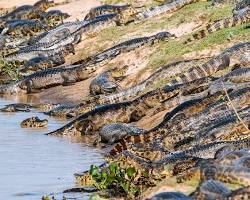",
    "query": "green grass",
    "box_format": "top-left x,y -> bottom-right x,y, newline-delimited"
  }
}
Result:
76,1 -> 237,63
147,25 -> 250,70
89,1 -> 234,46
0,60 -> 19,80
